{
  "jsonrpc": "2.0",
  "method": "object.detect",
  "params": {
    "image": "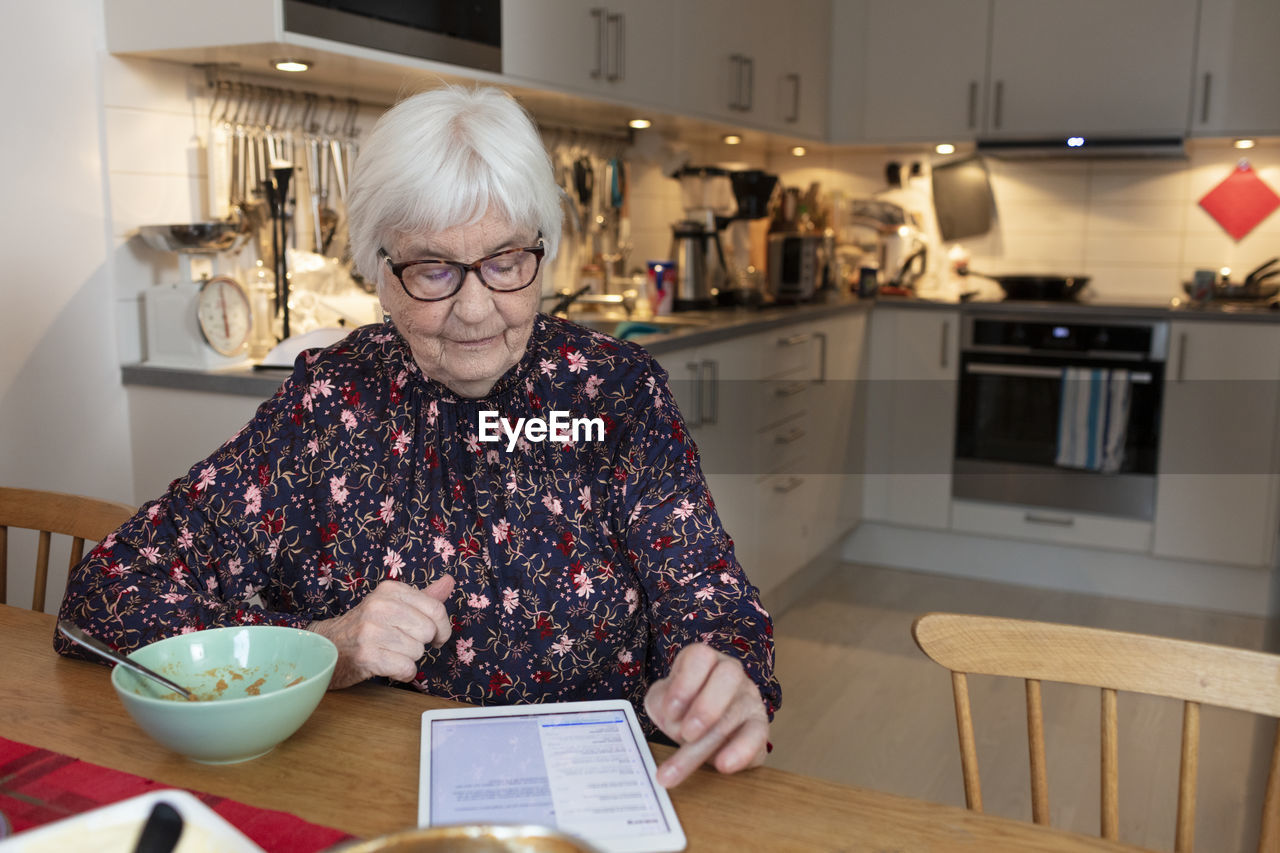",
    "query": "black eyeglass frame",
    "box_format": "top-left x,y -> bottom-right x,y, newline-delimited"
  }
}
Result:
378,233 -> 545,303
